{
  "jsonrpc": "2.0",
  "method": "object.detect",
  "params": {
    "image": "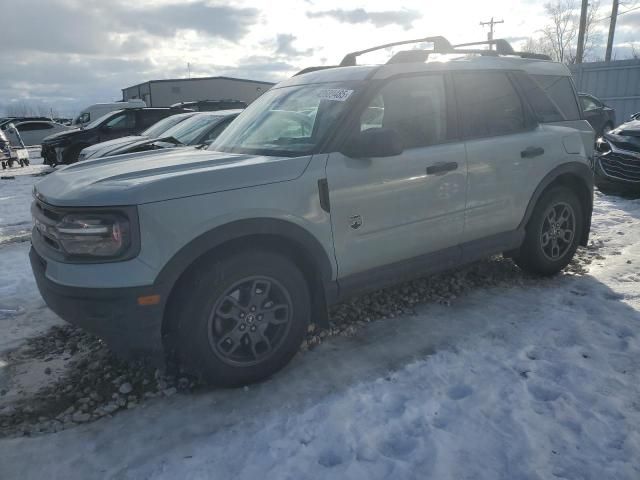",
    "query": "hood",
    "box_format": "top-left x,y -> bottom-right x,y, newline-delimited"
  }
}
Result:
603,120 -> 640,153
609,119 -> 640,137
81,136 -> 148,159
34,148 -> 312,207
42,127 -> 83,144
